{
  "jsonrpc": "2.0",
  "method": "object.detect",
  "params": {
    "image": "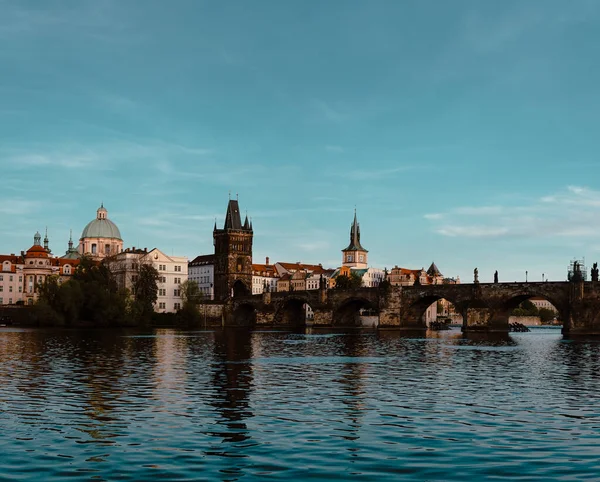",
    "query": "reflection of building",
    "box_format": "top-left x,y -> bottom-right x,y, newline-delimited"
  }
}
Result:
108,247 -> 187,313
213,198 -> 253,300
0,232 -> 80,305
78,204 -> 124,259
189,254 -> 215,300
